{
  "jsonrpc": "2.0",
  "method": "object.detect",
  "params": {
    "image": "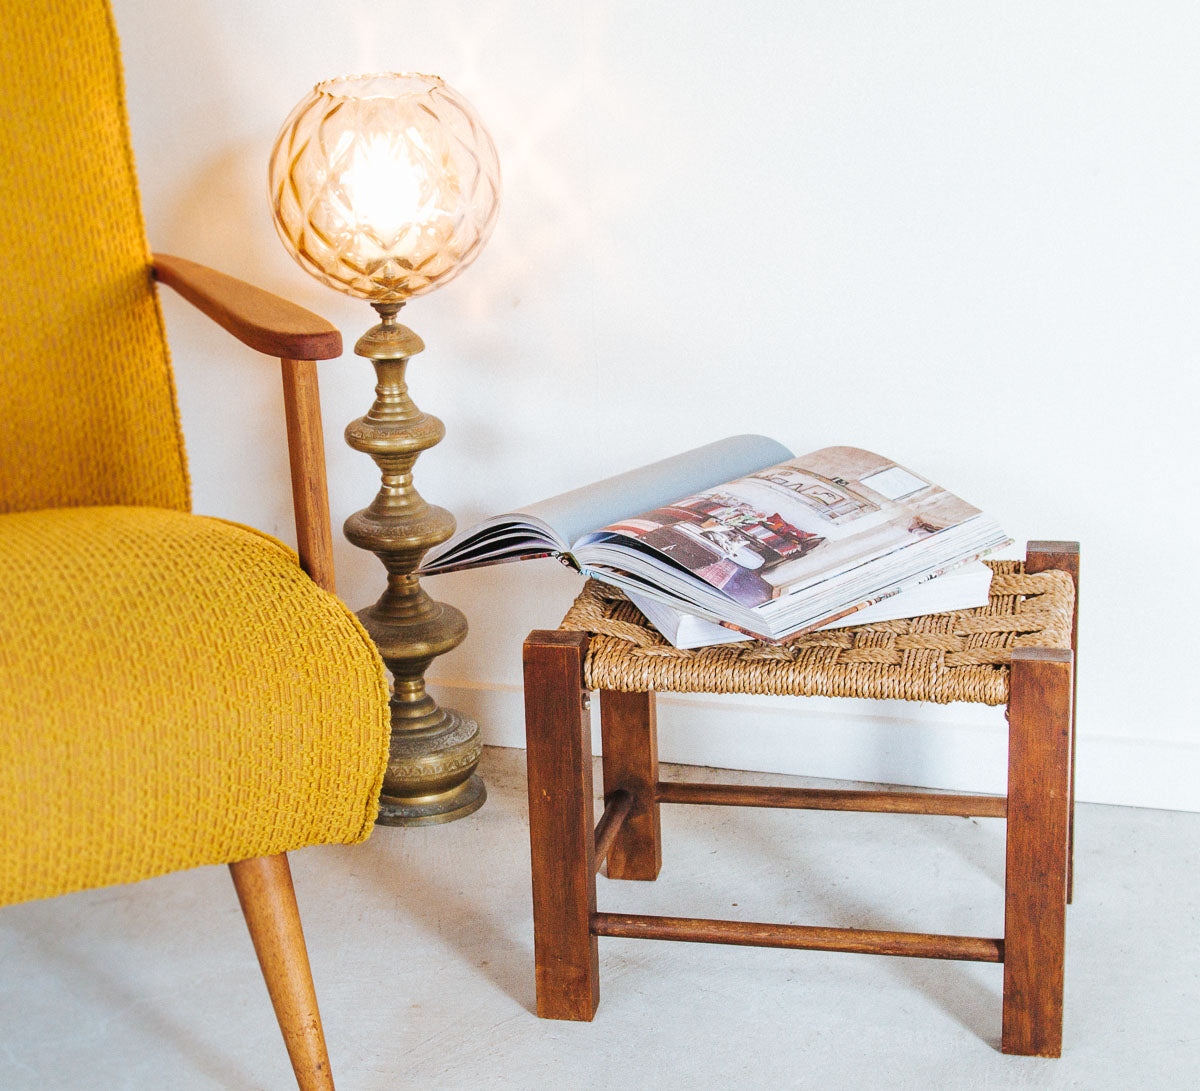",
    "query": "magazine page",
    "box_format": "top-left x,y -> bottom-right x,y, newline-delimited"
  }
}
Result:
577,448 -> 986,608
420,433 -> 792,574
417,516 -> 564,574
518,434 -> 793,550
